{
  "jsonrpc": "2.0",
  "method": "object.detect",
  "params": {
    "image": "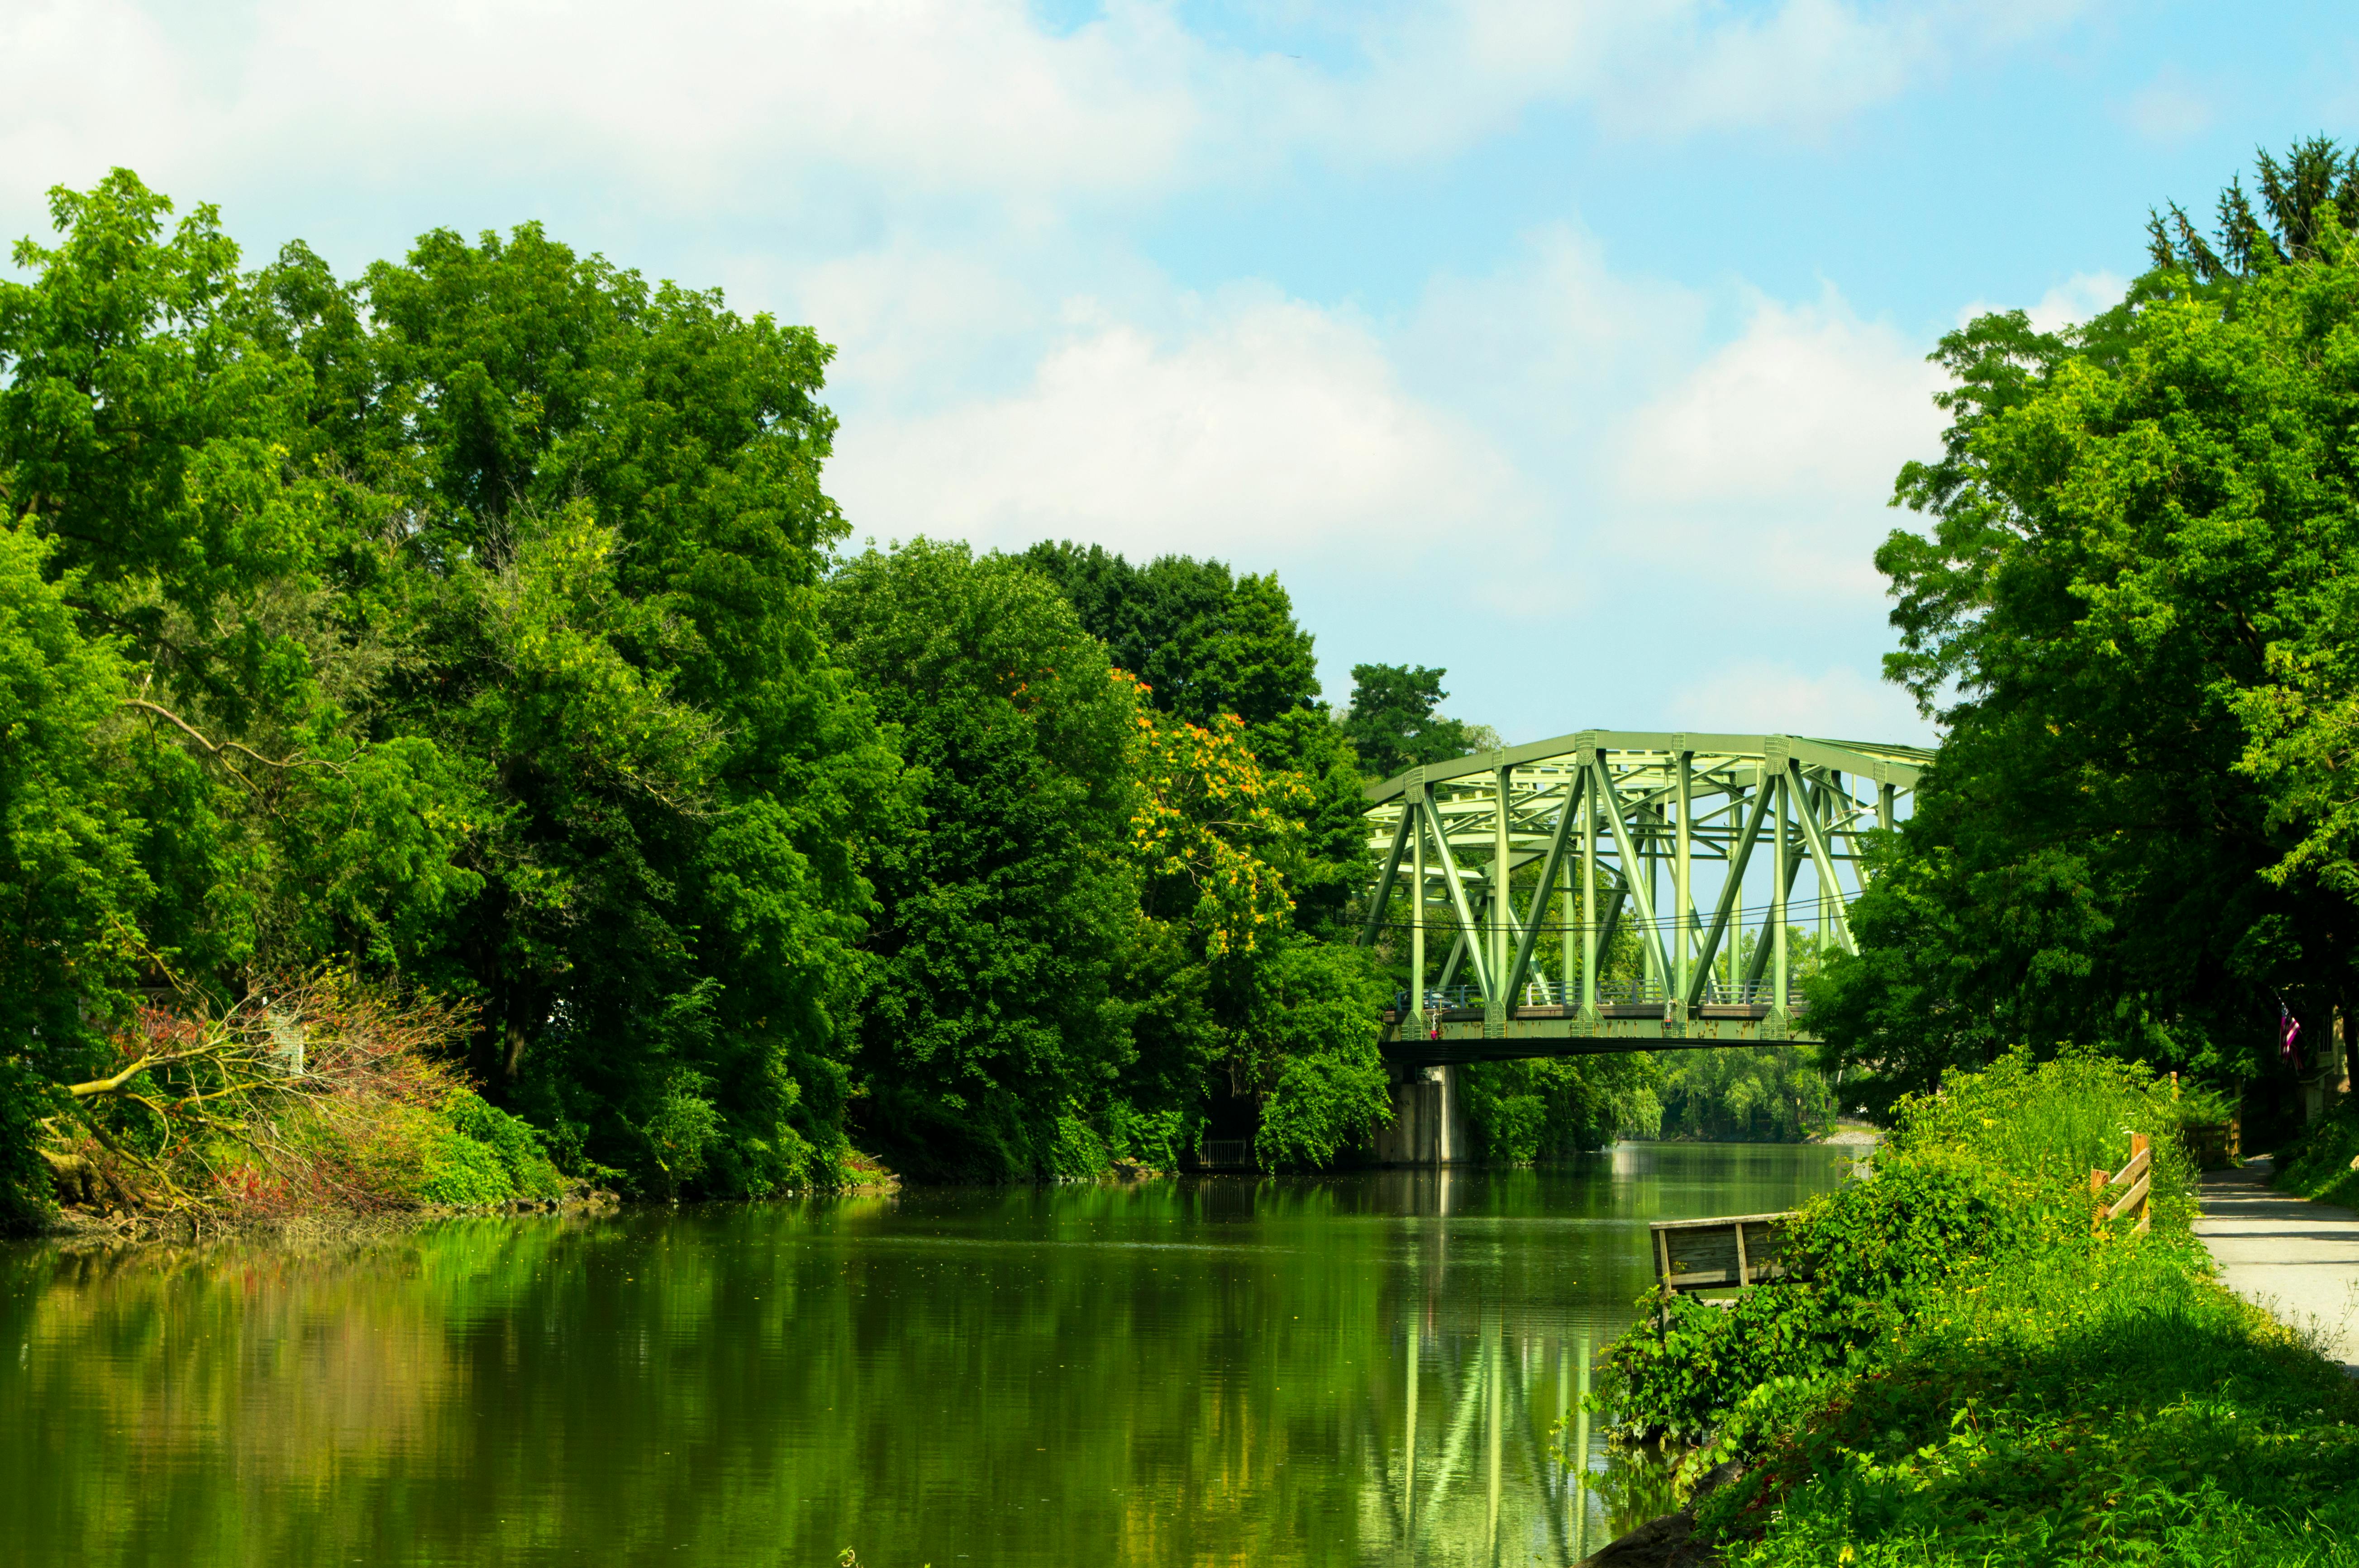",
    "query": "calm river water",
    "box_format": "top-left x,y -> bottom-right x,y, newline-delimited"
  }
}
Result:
1,1143 -> 1856,1568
